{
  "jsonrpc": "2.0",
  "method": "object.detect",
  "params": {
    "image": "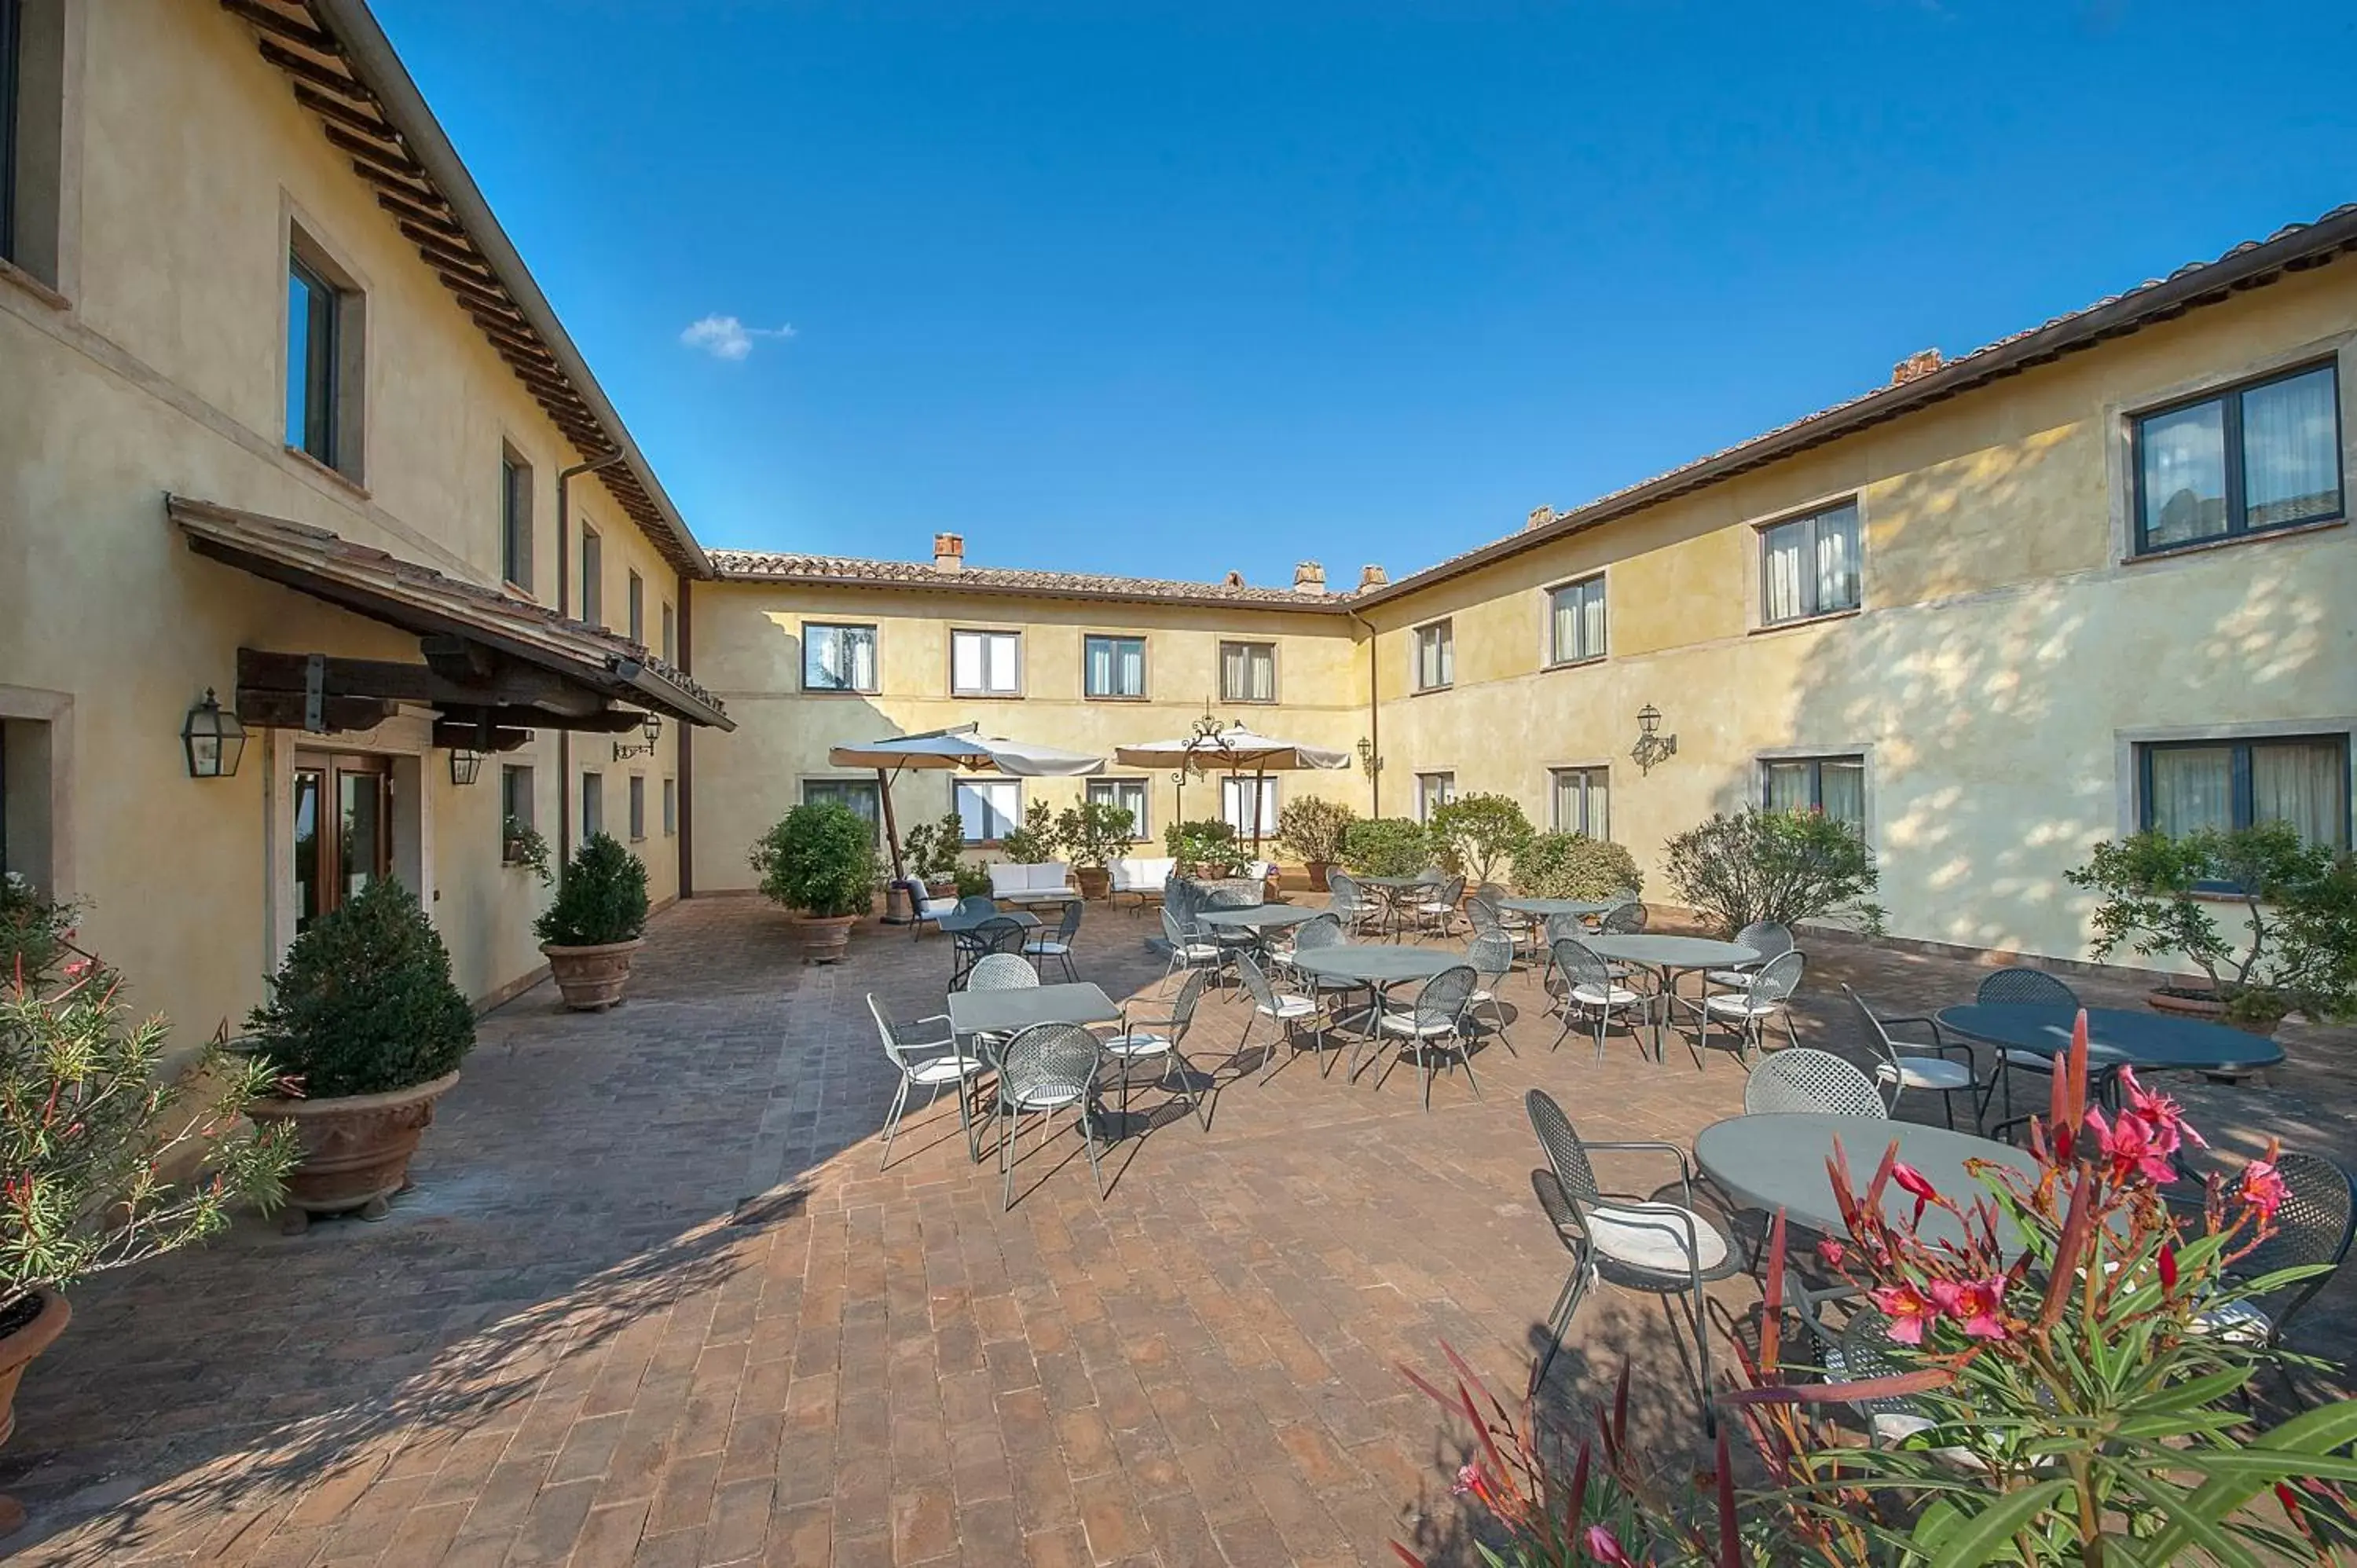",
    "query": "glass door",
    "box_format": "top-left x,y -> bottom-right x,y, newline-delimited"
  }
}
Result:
293,753 -> 392,932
